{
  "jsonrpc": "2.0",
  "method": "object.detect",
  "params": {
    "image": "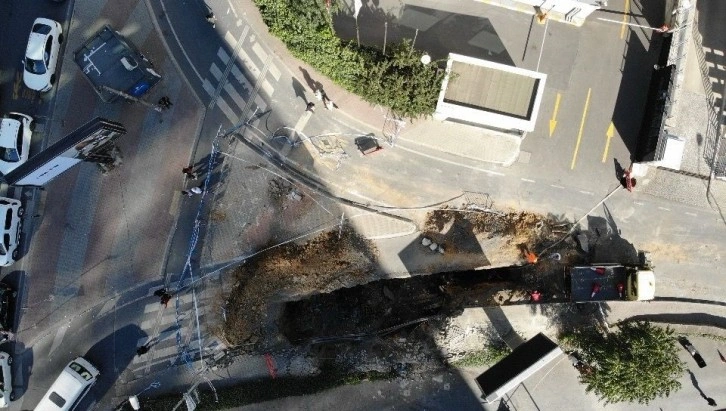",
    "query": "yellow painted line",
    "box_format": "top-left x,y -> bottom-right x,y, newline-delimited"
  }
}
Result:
570,88 -> 592,170
602,122 -> 615,162
549,93 -> 561,137
620,0 -> 630,39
